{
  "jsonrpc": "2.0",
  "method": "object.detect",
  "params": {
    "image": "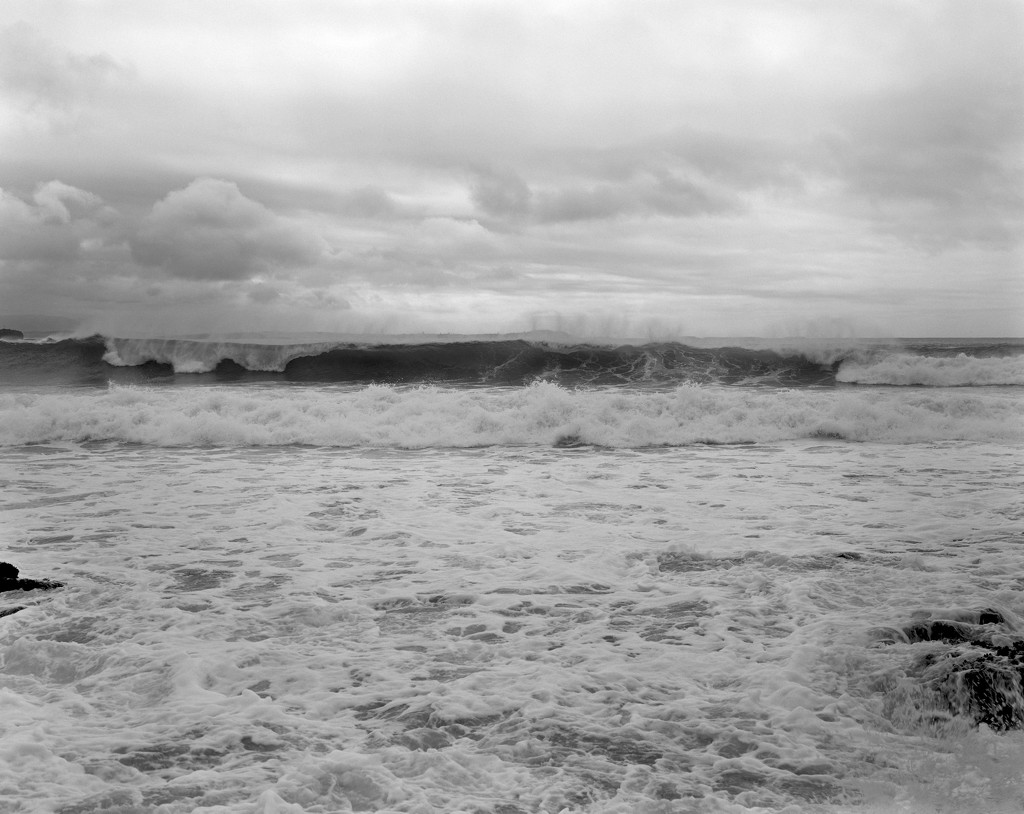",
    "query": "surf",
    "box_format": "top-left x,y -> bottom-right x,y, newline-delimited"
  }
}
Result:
1,382 -> 1020,448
